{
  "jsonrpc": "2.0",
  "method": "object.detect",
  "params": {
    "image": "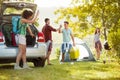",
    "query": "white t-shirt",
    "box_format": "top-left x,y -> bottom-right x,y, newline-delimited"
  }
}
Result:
94,33 -> 100,42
